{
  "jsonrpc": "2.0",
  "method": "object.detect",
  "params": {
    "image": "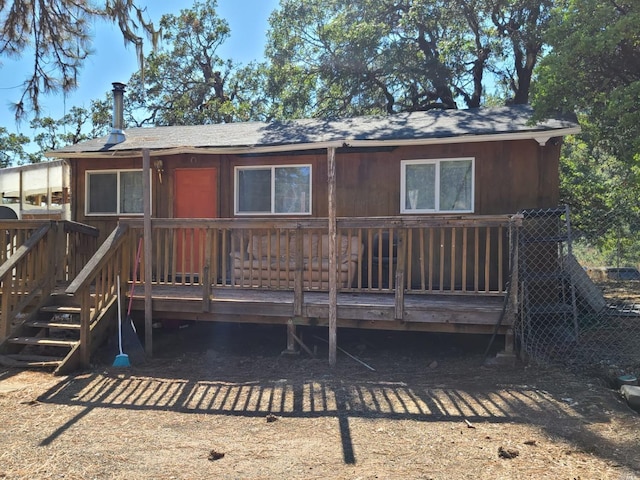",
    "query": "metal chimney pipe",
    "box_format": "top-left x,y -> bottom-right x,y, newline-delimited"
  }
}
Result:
107,82 -> 126,144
